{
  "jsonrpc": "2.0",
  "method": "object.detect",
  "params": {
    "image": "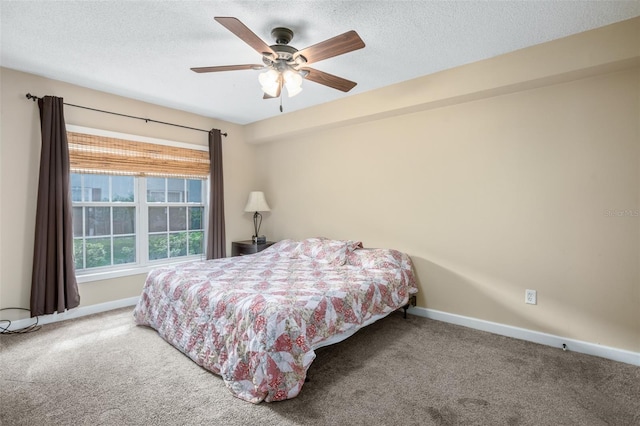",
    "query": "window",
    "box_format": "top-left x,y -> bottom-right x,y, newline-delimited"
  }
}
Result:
66,125 -> 210,281
72,175 -> 206,273
72,174 -> 136,270
146,177 -> 204,260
